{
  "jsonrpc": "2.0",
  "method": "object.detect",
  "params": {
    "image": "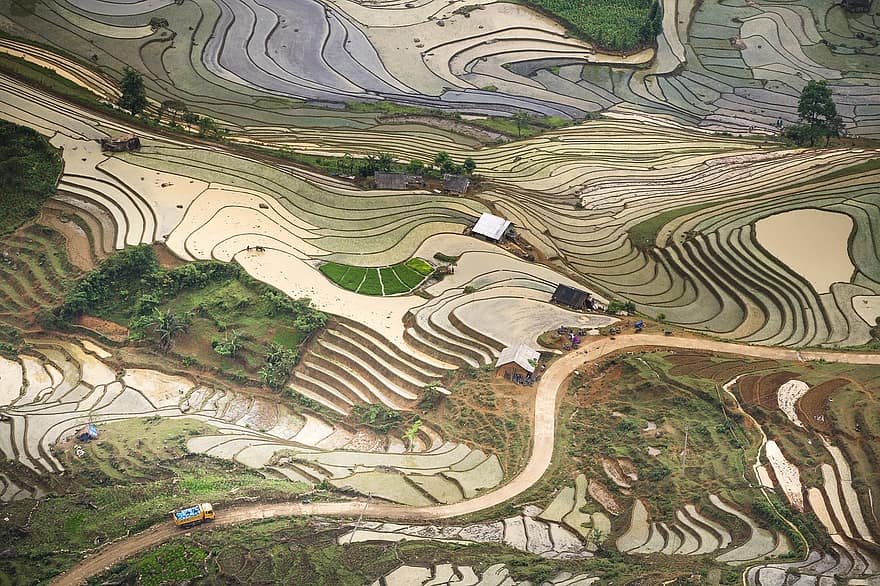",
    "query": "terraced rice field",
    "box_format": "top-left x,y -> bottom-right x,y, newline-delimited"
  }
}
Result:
0,337 -> 504,505
3,0 -> 878,138
0,223 -> 82,325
